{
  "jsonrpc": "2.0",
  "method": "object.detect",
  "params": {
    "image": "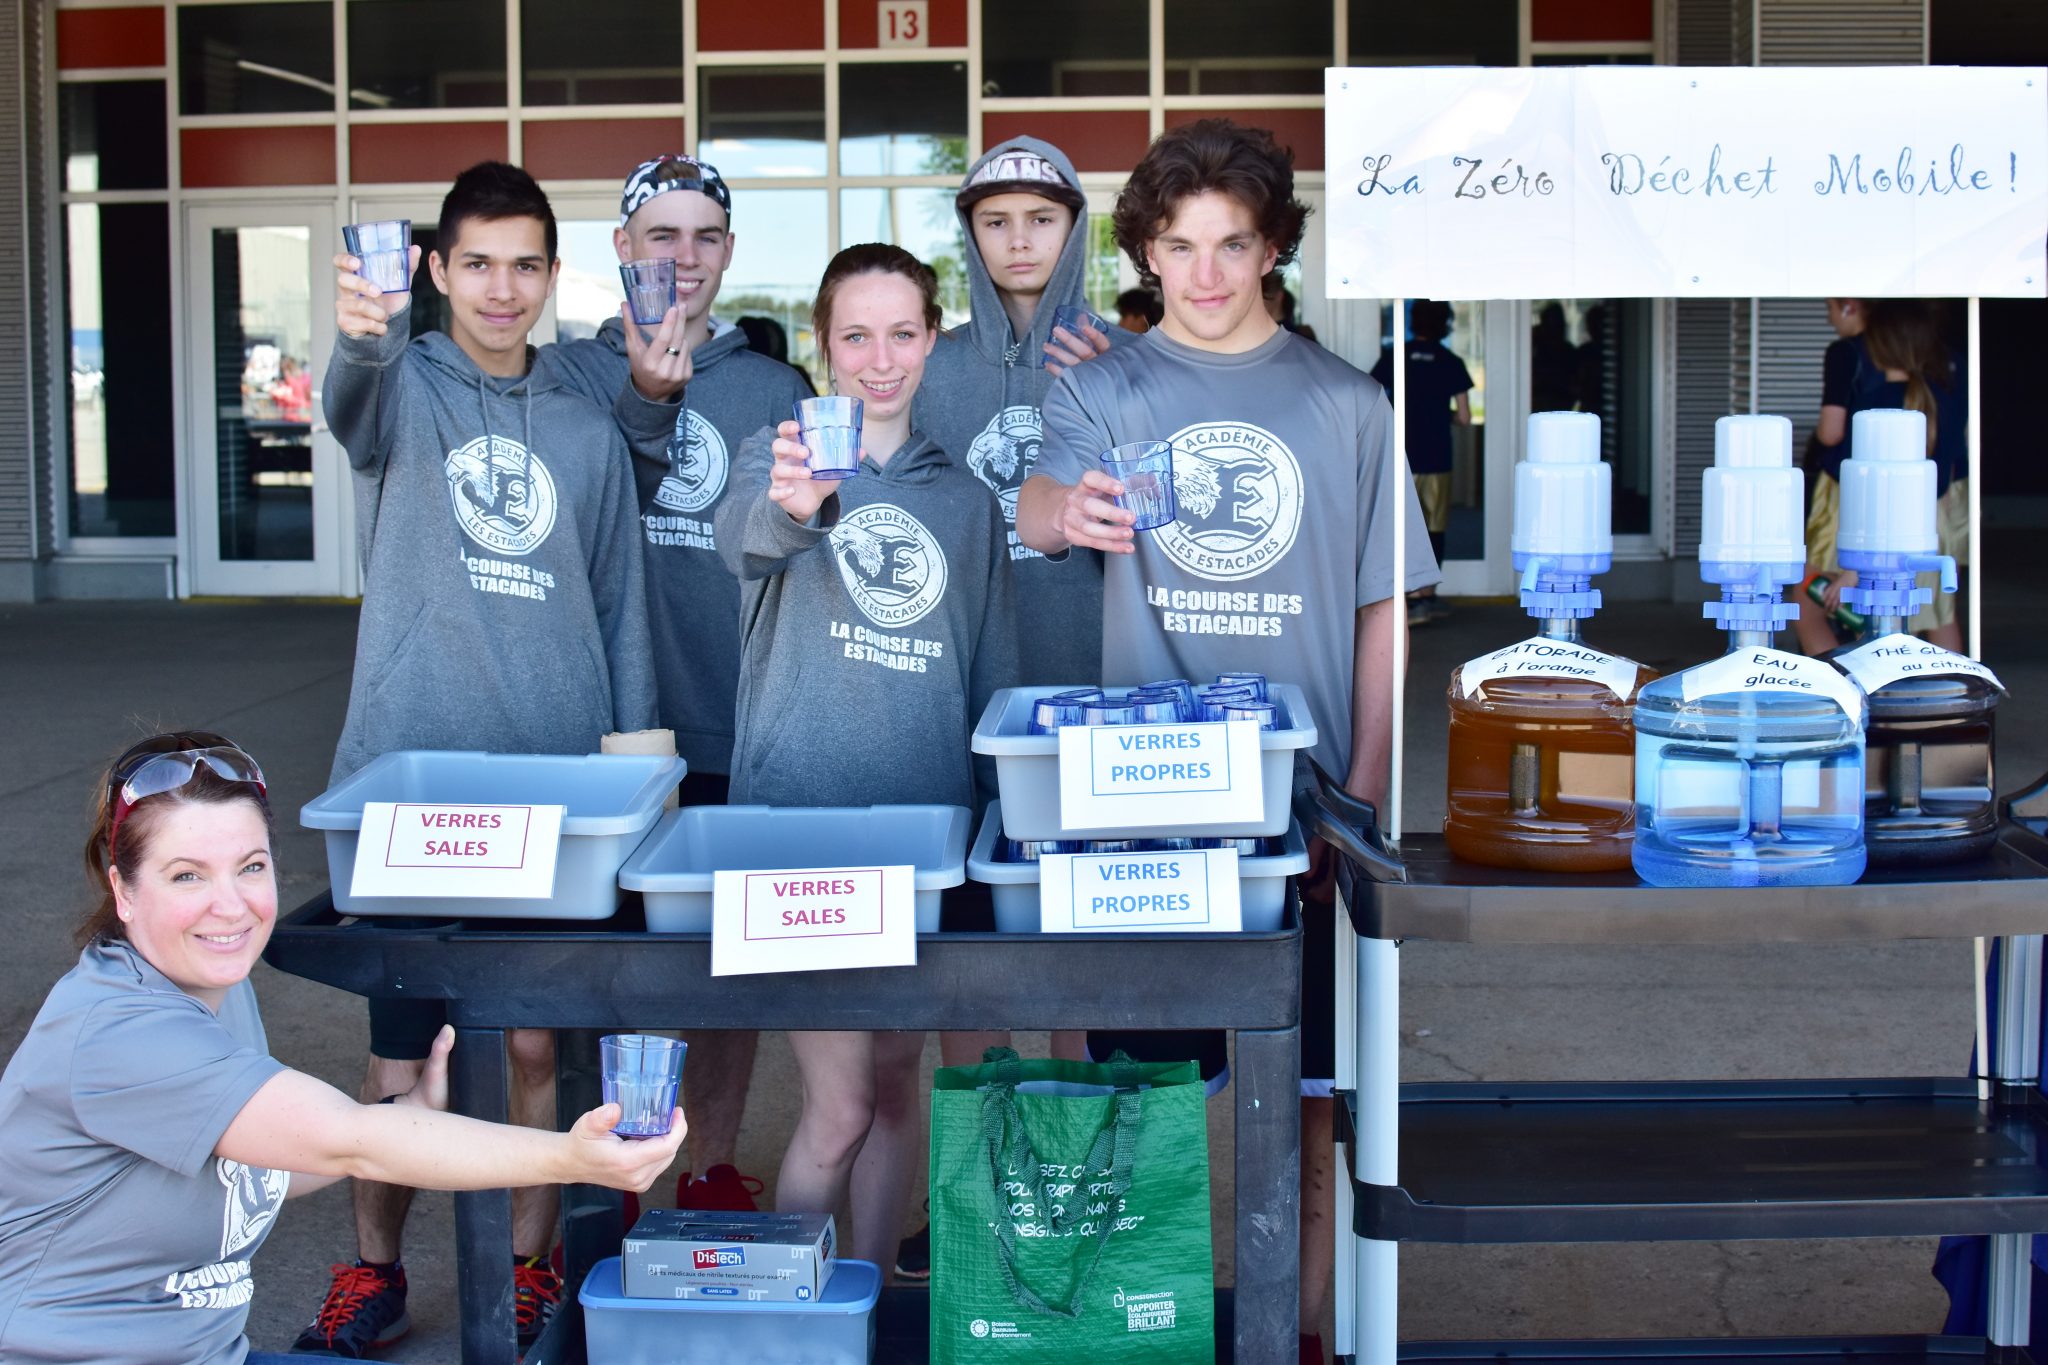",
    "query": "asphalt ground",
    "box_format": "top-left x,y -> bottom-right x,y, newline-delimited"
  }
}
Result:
3,547 -> 2043,1358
